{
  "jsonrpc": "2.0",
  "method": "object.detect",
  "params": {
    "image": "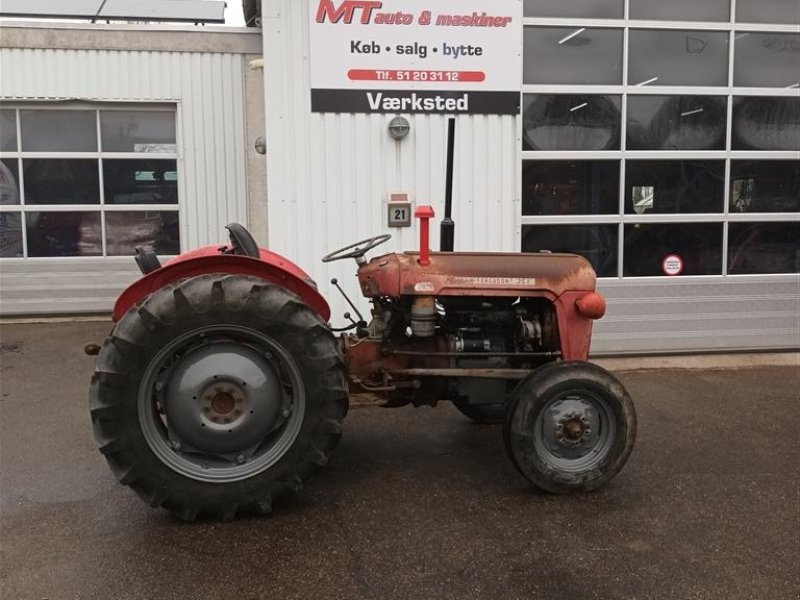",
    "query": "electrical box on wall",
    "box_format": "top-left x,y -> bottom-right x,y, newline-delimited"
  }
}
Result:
387,193 -> 412,228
